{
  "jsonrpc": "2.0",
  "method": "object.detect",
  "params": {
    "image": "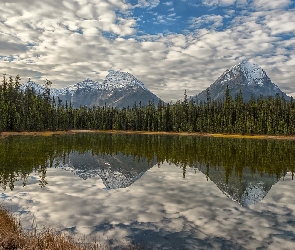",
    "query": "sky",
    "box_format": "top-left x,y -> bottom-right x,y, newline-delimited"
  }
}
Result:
0,0 -> 294,101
